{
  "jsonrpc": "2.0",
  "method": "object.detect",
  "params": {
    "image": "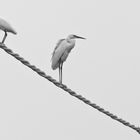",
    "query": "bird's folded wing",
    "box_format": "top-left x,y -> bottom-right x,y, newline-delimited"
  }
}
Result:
0,18 -> 17,34
51,41 -> 67,70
